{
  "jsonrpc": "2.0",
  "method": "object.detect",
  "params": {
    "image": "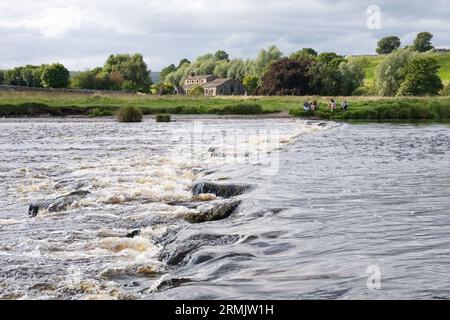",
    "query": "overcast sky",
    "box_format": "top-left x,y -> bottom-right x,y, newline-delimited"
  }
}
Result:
1,0 -> 449,71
